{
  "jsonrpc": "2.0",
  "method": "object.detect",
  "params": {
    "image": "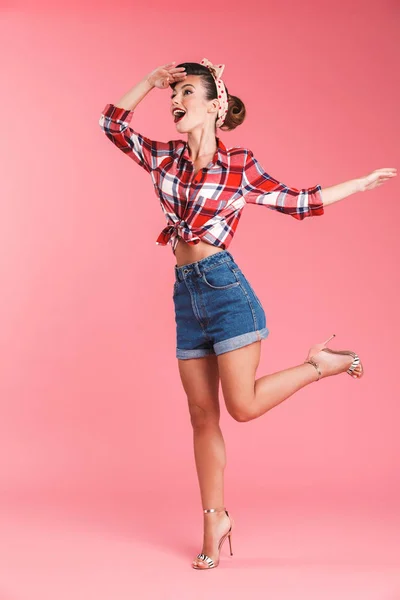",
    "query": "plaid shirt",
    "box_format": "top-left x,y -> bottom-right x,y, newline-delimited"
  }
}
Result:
99,103 -> 324,253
